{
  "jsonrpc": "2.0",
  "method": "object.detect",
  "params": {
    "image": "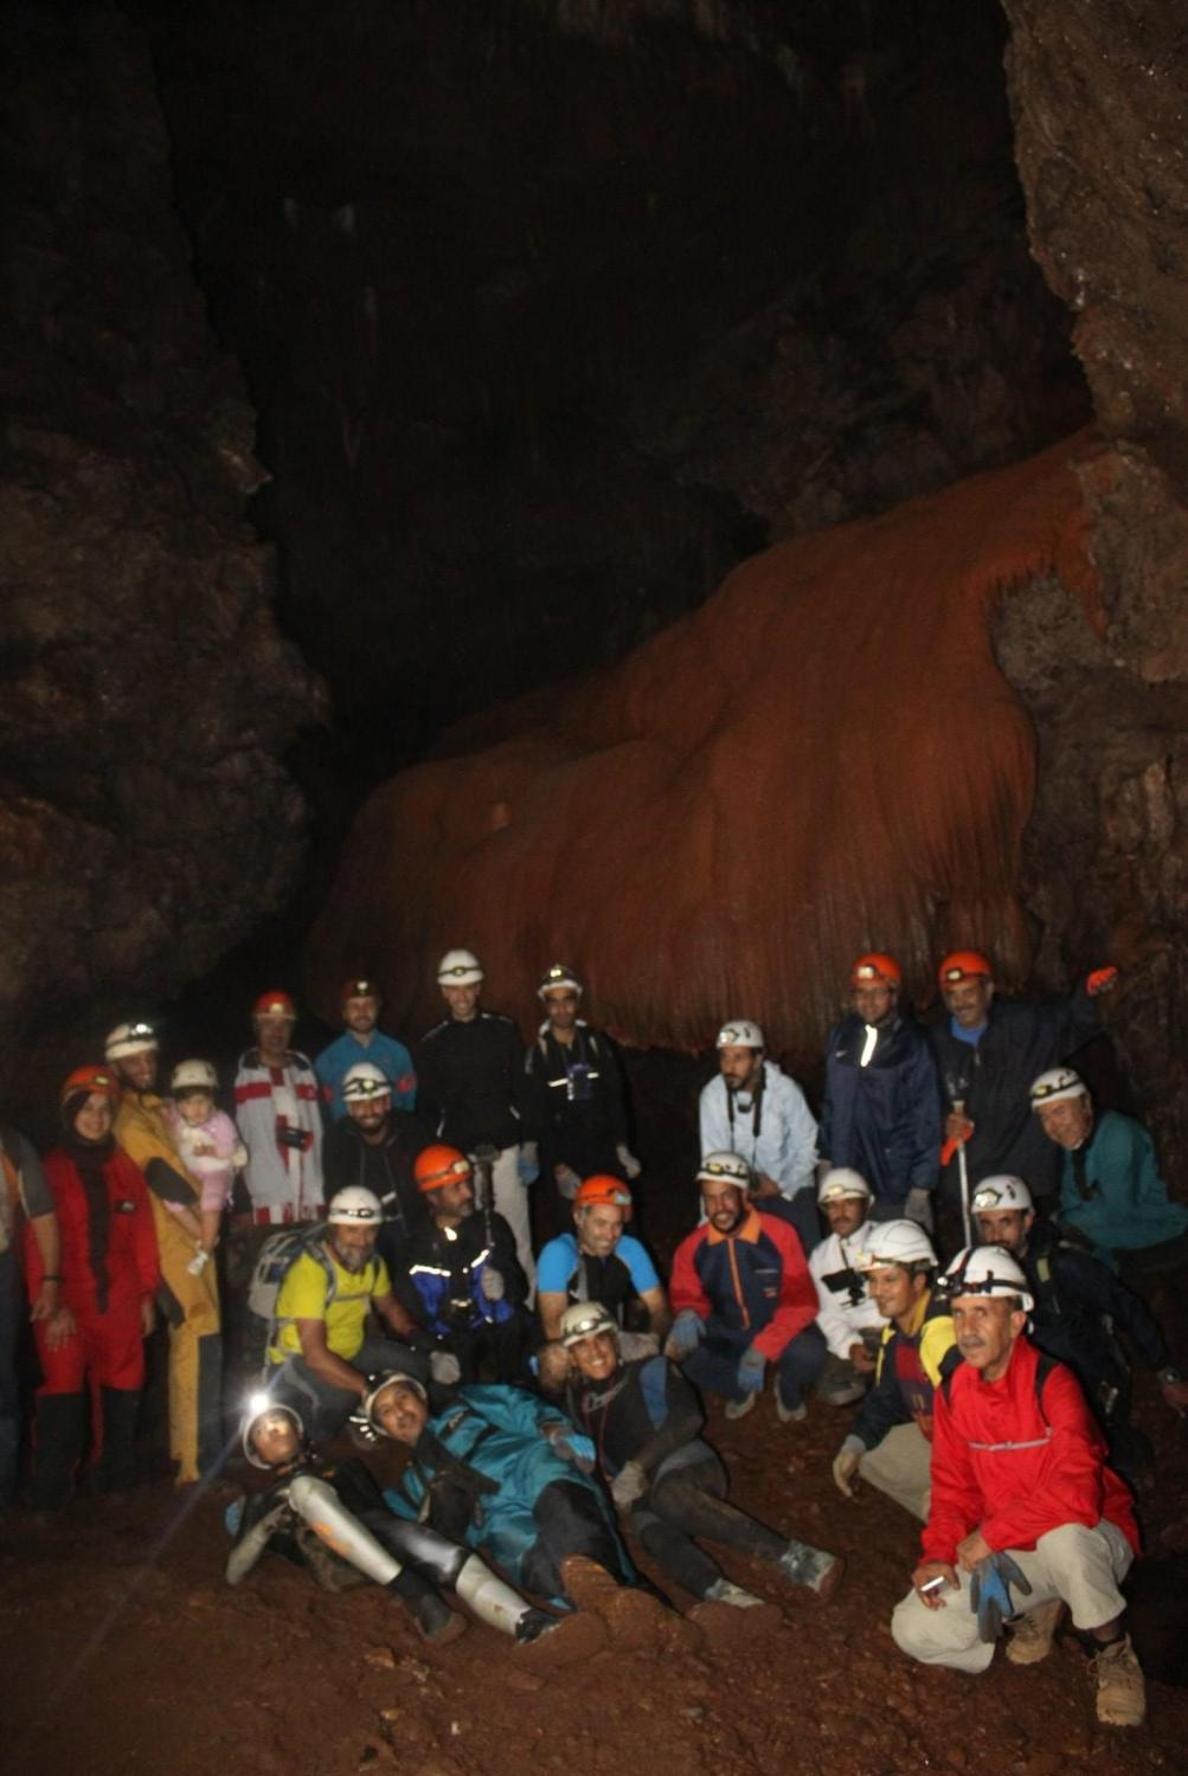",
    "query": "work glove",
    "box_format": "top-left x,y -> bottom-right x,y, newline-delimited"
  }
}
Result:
905,1188 -> 934,1234
517,1144 -> 540,1185
615,1144 -> 642,1182
428,1350 -> 462,1386
480,1266 -> 505,1302
969,1552 -> 1033,1643
832,1435 -> 865,1498
611,1460 -> 649,1509
617,1331 -> 659,1361
554,1164 -> 582,1200
544,1425 -> 596,1474
666,1310 -> 706,1361
736,1346 -> 767,1395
